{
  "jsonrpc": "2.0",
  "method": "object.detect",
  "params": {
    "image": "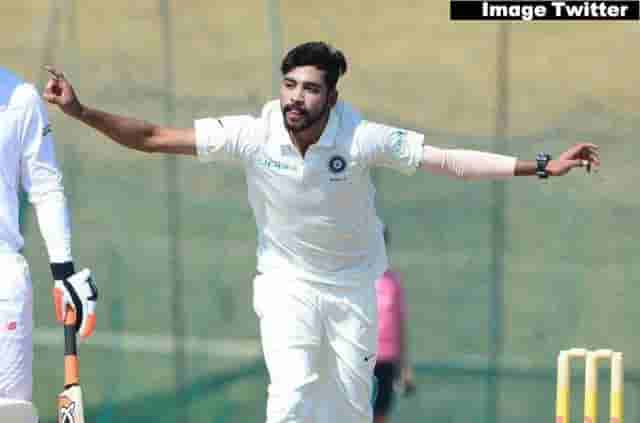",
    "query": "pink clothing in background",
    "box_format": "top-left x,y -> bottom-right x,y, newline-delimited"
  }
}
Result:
375,269 -> 406,362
